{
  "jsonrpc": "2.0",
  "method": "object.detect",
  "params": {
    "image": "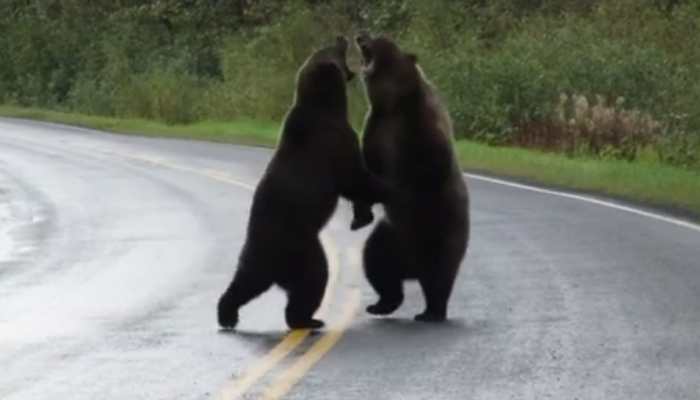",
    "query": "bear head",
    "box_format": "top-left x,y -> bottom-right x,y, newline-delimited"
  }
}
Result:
294,36 -> 355,108
355,32 -> 422,111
